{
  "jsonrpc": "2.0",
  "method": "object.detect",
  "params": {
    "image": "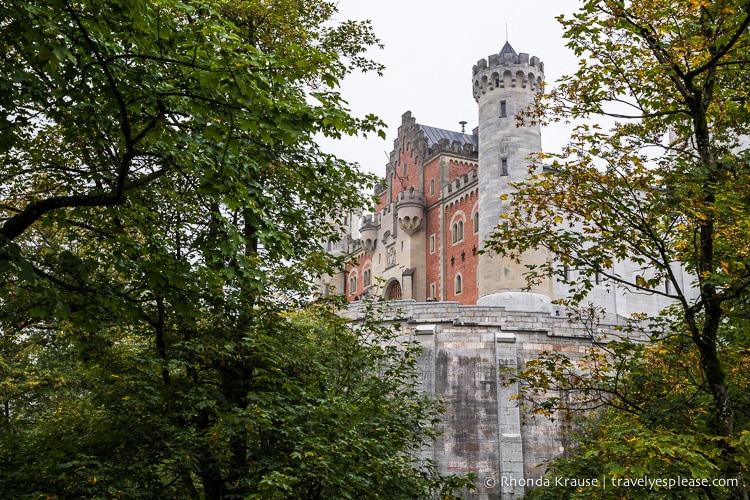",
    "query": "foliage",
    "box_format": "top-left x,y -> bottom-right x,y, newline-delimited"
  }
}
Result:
0,300 -> 471,499
526,409 -> 750,500
0,0 -> 473,498
485,0 -> 750,497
